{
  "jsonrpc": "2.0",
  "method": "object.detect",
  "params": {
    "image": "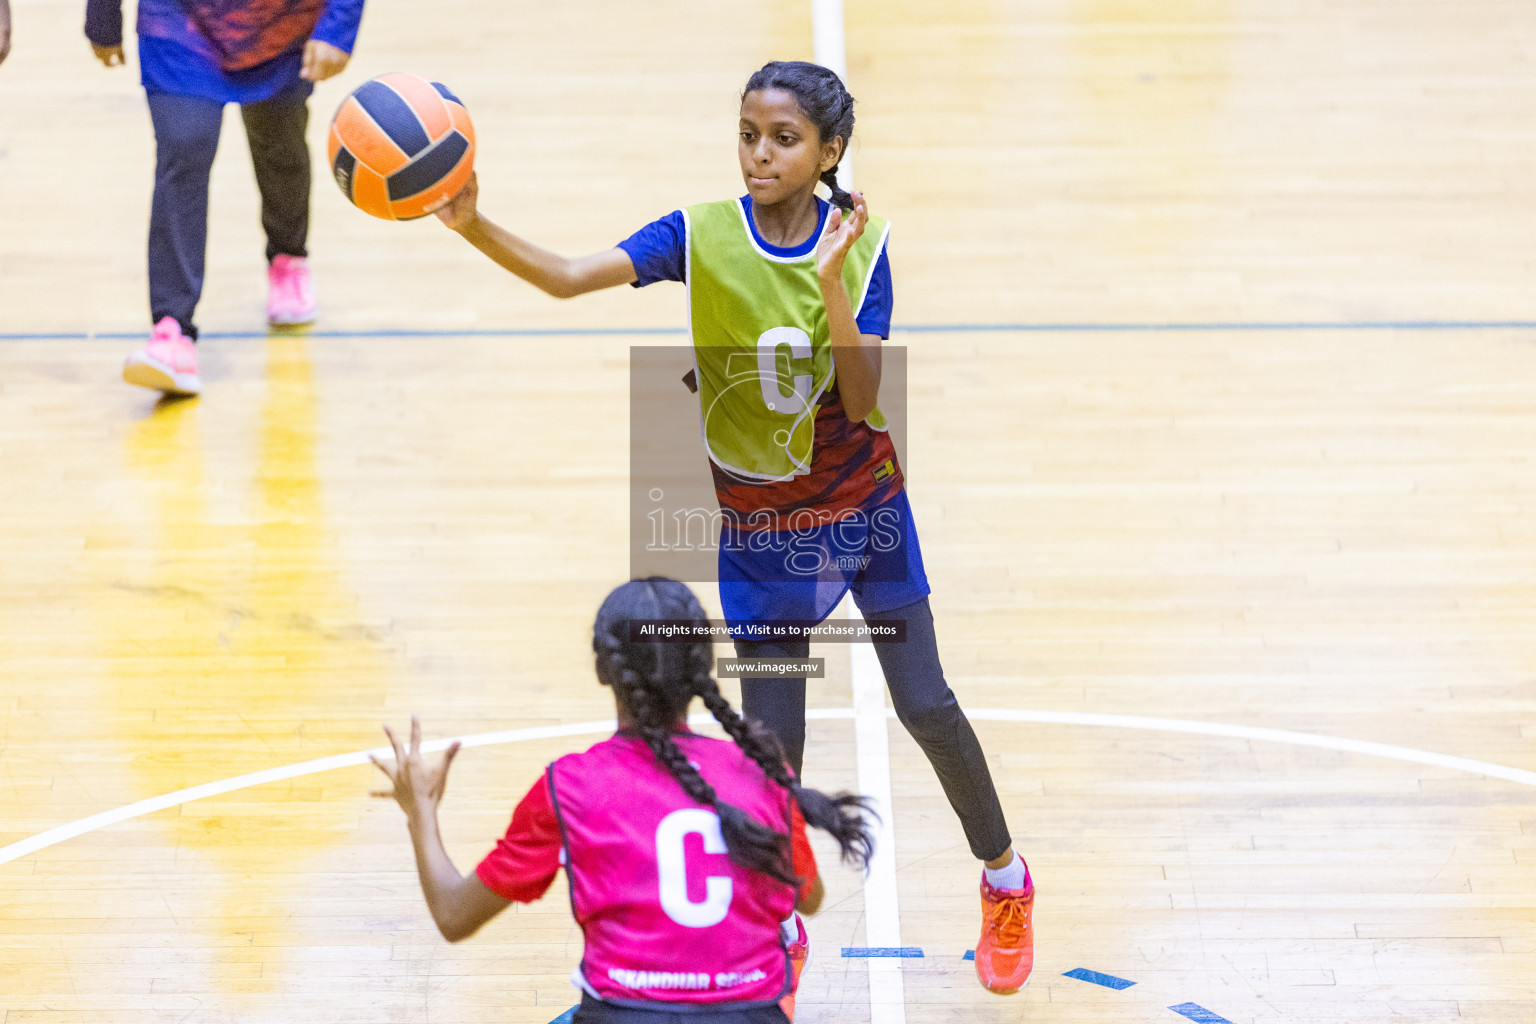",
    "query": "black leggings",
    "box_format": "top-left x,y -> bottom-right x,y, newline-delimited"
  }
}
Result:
734,597 -> 1012,862
572,994 -> 788,1023
147,84 -> 311,338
